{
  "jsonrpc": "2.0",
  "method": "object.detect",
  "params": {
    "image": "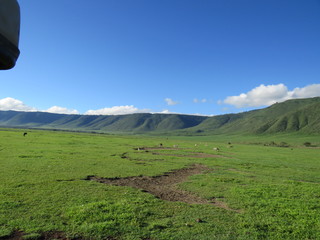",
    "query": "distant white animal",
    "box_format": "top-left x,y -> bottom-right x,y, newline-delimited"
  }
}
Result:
213,147 -> 220,151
